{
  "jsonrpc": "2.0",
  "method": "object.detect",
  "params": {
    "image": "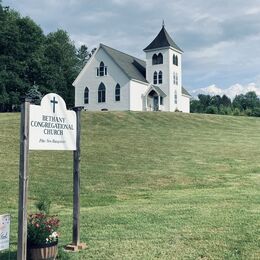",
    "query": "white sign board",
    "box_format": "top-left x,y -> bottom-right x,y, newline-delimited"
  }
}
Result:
0,214 -> 10,251
29,93 -> 76,150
